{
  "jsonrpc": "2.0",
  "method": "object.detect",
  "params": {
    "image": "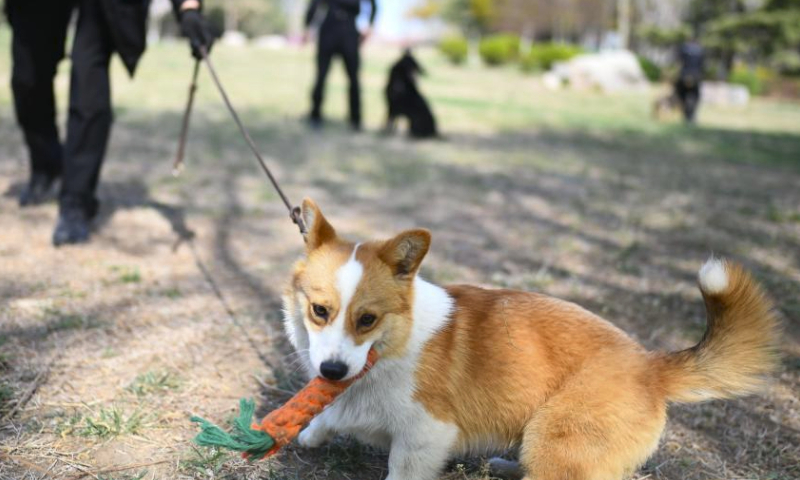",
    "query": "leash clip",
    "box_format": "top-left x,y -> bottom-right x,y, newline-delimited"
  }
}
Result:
290,206 -> 307,236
